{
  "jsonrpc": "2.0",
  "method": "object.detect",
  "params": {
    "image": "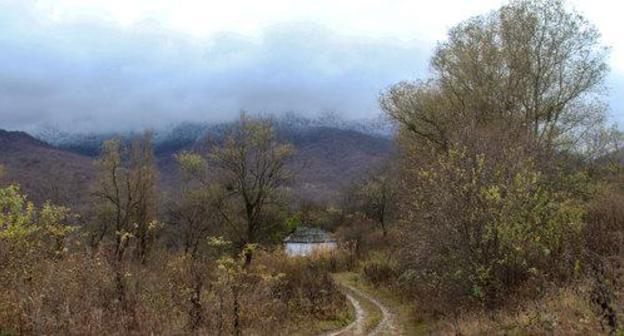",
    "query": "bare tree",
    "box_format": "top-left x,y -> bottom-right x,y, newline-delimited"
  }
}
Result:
90,133 -> 158,307
381,0 -> 609,154
129,133 -> 158,264
352,165 -> 397,236
178,114 -> 295,265
167,182 -> 227,258
378,0 -> 615,310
